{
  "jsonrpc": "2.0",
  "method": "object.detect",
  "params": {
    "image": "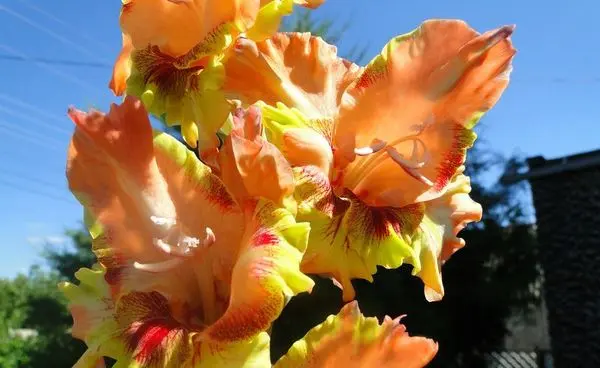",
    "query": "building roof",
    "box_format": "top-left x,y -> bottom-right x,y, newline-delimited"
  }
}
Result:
502,149 -> 600,184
